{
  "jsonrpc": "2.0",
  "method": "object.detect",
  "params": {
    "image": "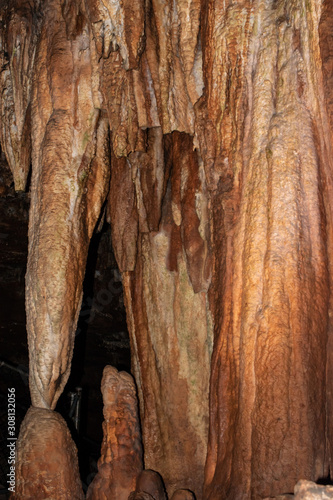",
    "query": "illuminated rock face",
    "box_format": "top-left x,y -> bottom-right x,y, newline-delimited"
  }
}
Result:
202,1 -> 333,498
294,480 -> 333,499
1,0 -> 333,498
